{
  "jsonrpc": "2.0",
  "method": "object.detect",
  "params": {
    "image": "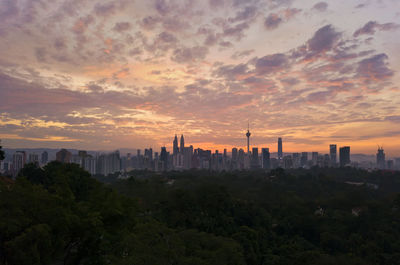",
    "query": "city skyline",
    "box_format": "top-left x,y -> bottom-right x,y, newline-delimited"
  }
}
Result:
1,0 -> 400,155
